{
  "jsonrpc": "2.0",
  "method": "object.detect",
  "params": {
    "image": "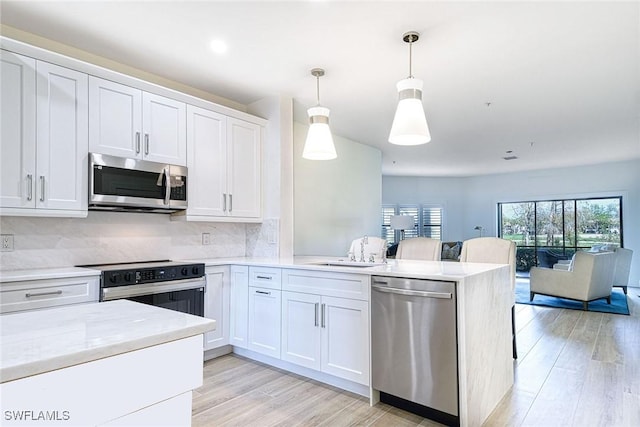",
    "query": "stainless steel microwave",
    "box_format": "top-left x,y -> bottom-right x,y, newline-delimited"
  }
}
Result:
89,153 -> 187,213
